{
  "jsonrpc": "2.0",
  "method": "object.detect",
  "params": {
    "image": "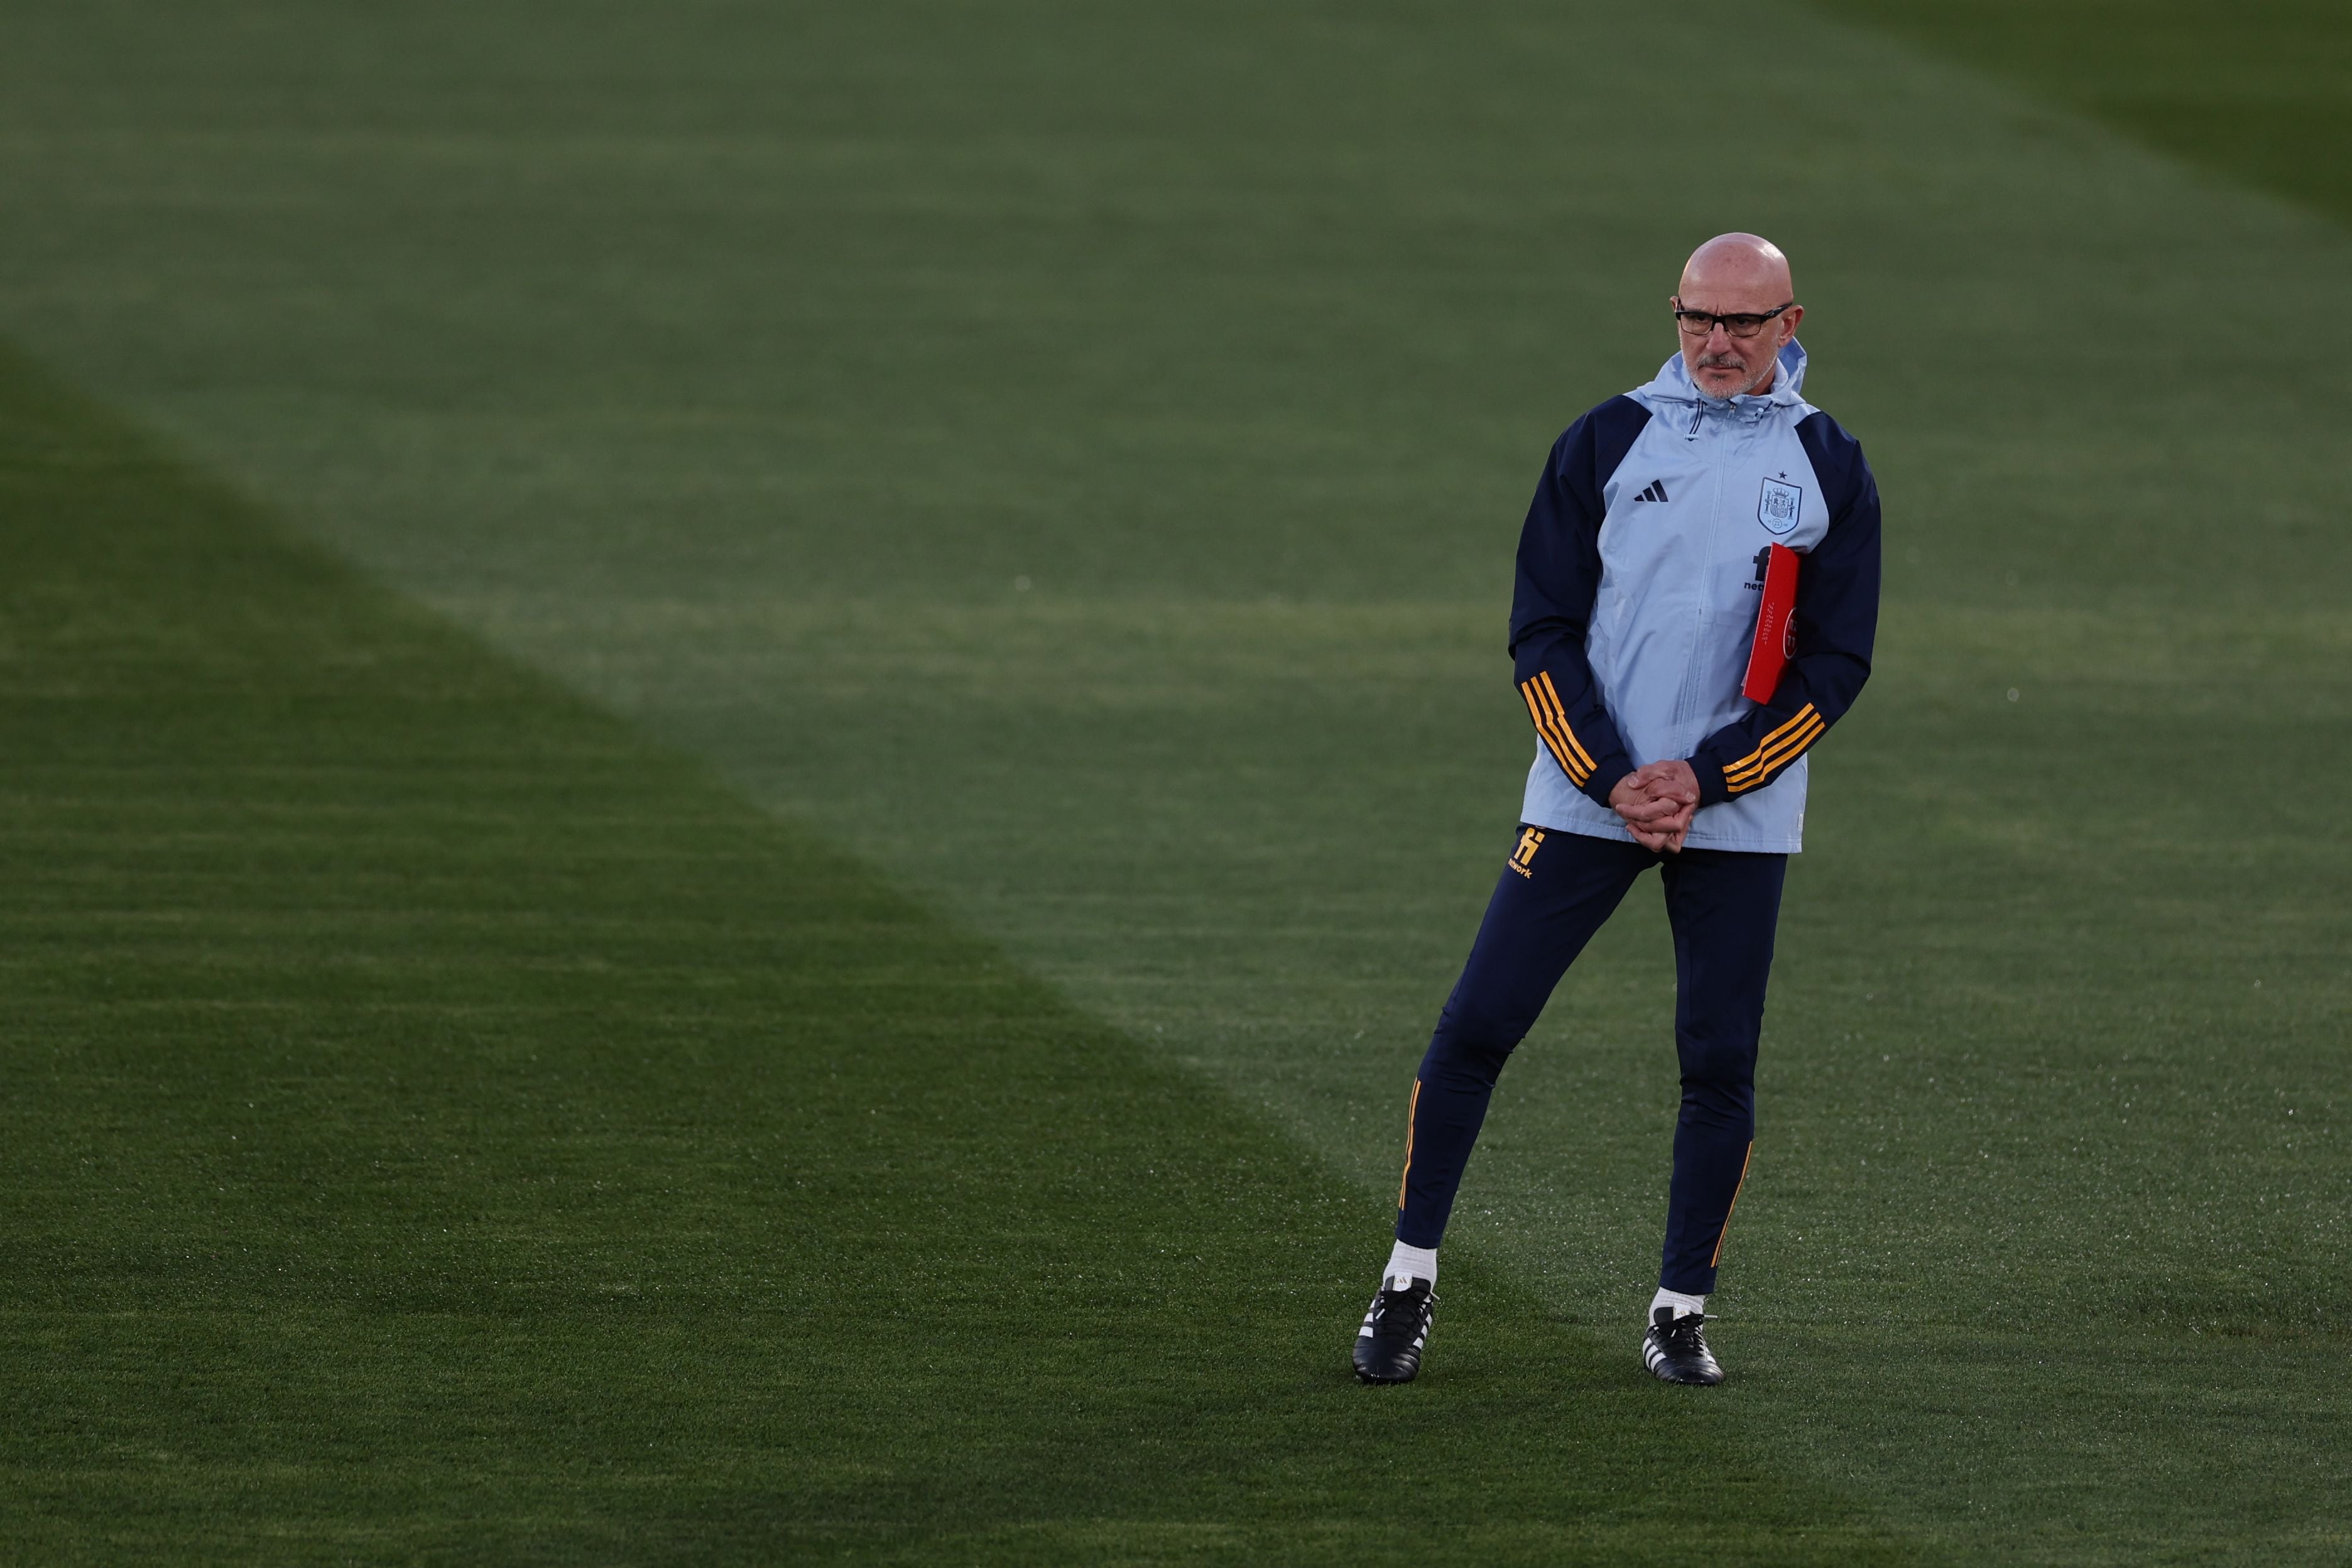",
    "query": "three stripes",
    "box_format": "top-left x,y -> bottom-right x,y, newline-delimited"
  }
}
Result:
1723,702 -> 1821,794
1518,670 -> 1597,788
